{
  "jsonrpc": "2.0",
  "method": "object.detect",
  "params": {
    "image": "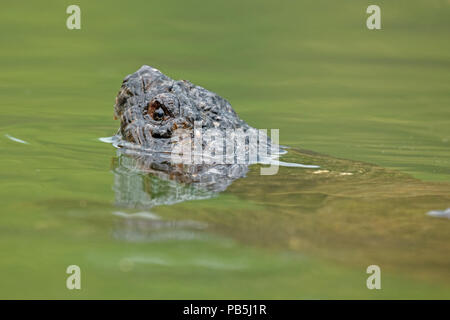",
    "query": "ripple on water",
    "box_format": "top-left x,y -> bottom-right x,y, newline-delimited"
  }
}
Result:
427,208 -> 450,219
